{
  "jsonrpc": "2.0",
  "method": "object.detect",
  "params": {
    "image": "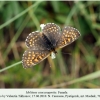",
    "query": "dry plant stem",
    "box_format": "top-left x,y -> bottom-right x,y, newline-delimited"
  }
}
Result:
84,82 -> 99,88
47,56 -> 56,74
96,54 -> 100,70
0,50 -> 5,68
57,50 -> 67,75
79,42 -> 94,72
89,4 -> 96,23
9,26 -> 20,60
72,52 -> 80,78
0,50 -> 5,88
28,1 -> 40,30
79,42 -> 89,55
3,16 -> 30,60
